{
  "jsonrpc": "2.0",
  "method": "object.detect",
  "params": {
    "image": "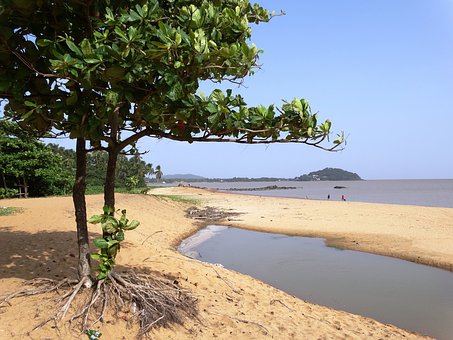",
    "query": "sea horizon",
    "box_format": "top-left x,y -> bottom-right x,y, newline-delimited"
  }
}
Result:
155,178 -> 453,209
